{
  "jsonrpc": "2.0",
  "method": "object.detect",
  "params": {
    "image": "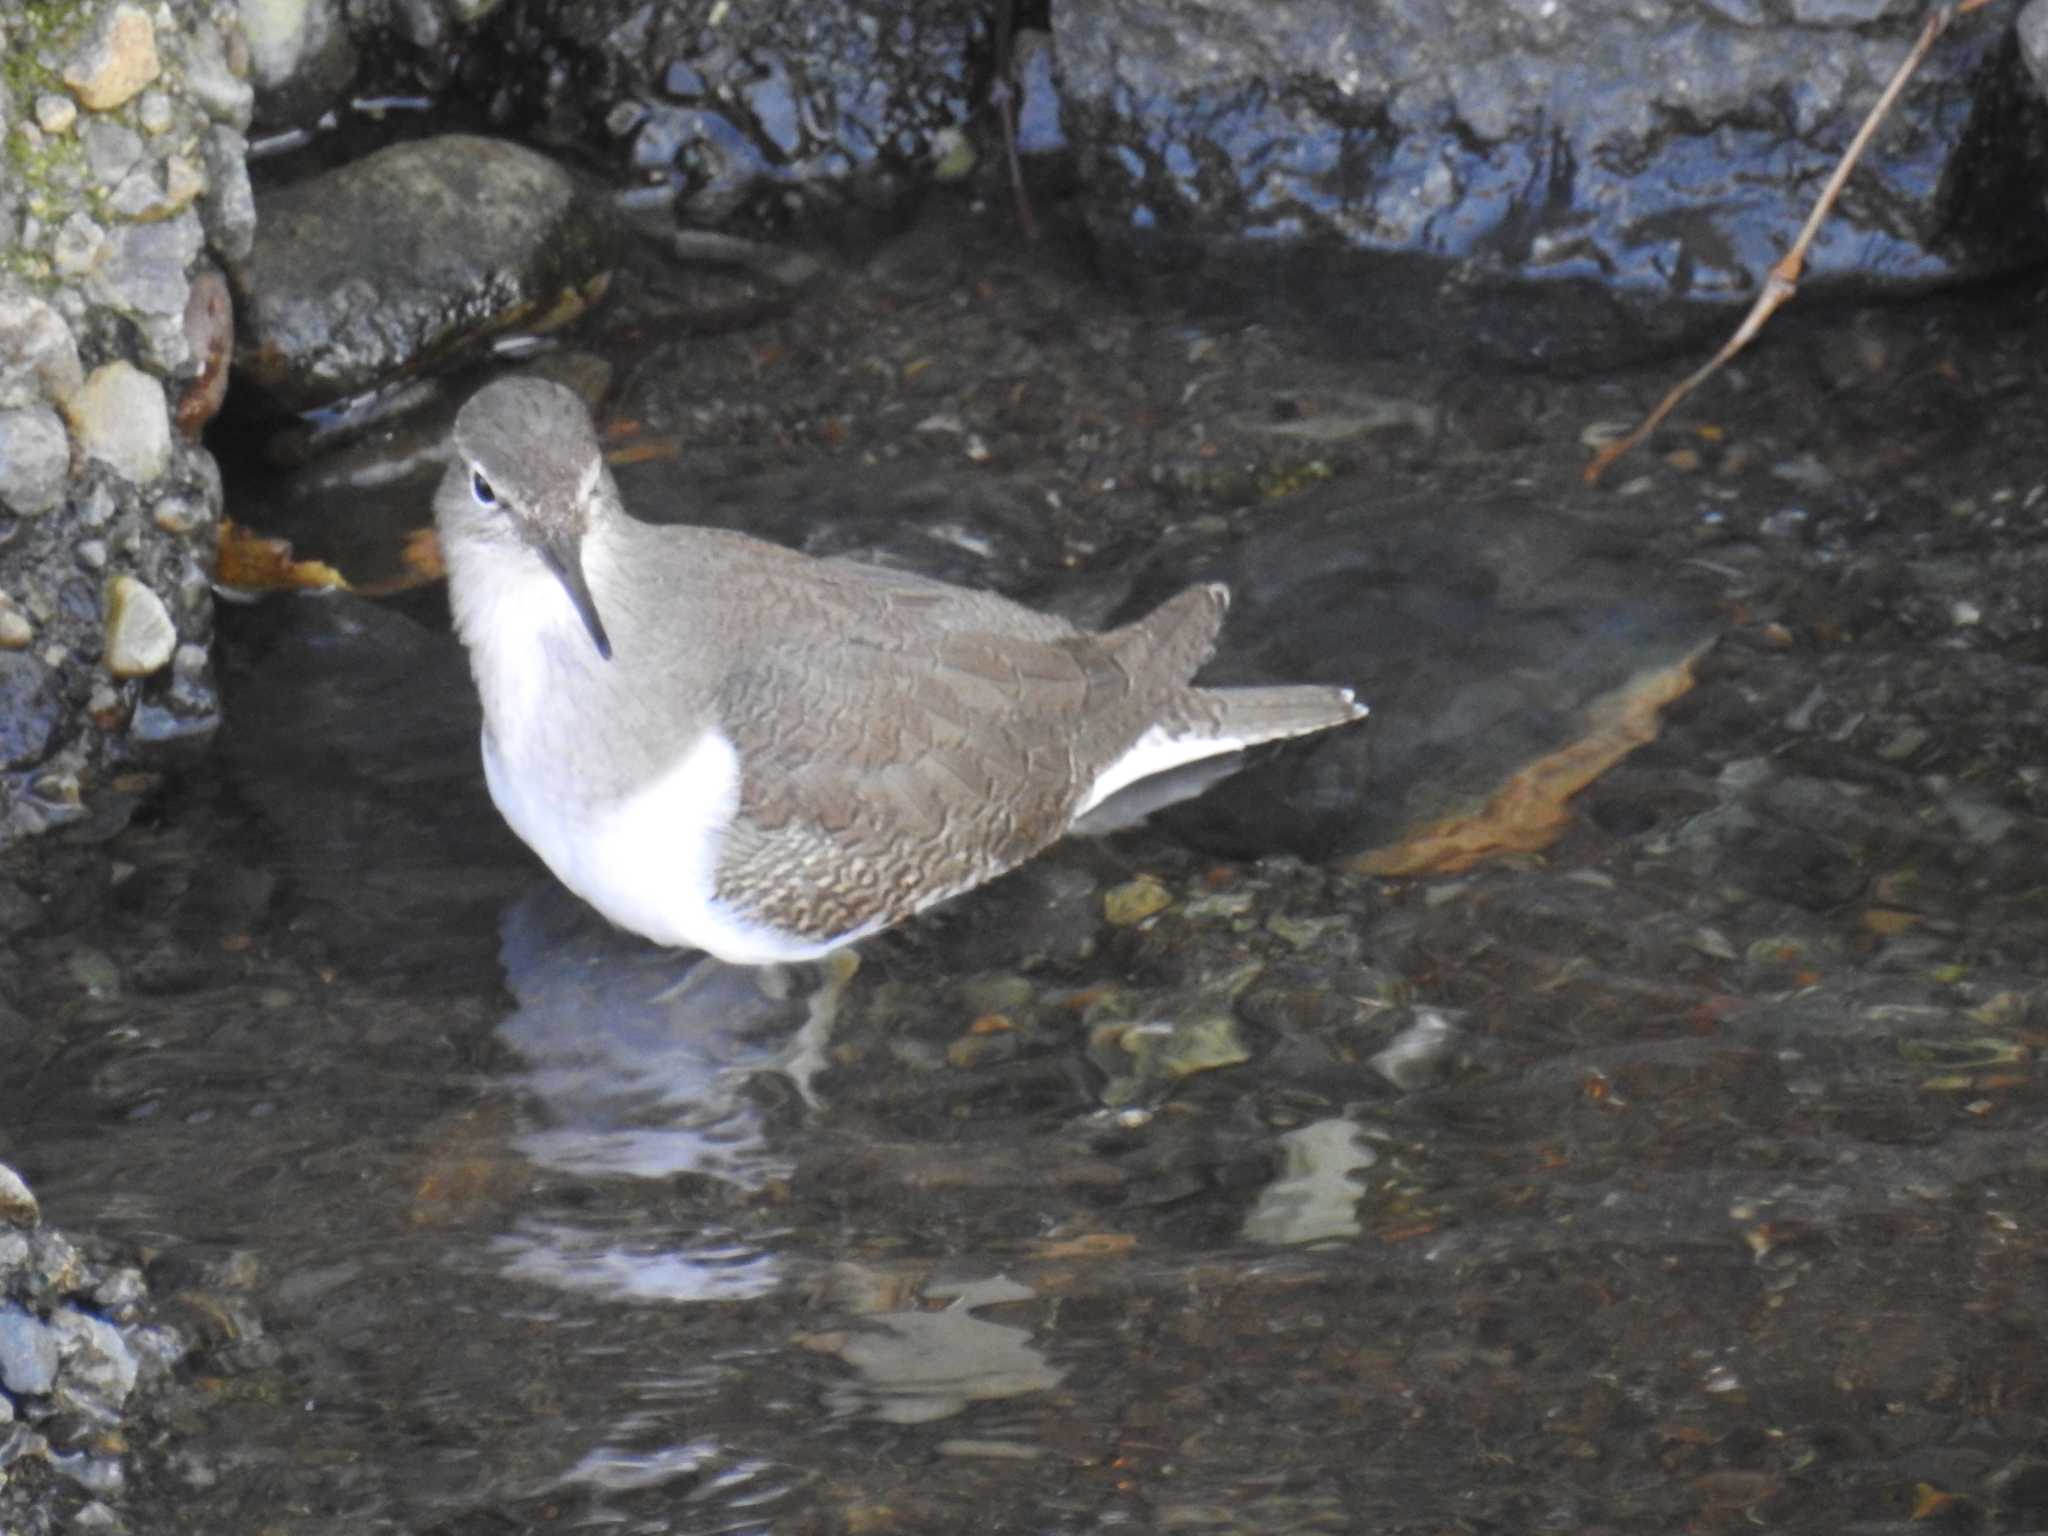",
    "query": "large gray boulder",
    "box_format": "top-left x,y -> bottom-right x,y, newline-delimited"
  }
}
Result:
1052,0 -> 2042,363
